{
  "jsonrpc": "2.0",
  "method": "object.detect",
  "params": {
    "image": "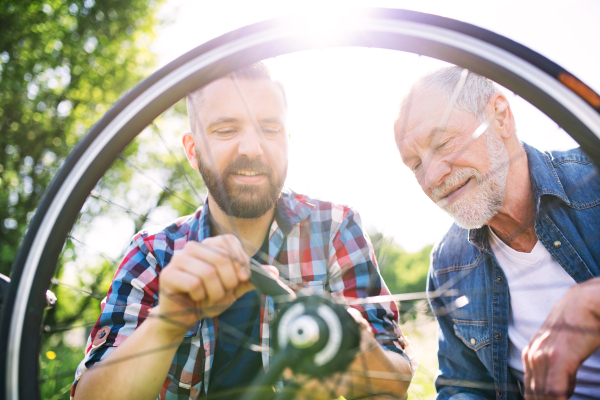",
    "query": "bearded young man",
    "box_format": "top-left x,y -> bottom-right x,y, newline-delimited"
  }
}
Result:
71,62 -> 416,400
394,66 -> 600,400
